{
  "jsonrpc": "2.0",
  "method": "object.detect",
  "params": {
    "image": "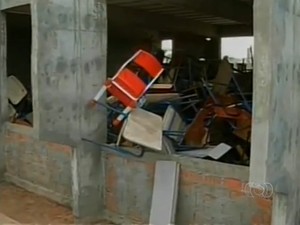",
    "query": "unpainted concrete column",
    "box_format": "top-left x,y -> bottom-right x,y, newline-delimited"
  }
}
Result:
250,0 -> 300,224
34,0 -> 107,145
33,0 -> 107,222
0,11 -> 6,182
0,138 -> 4,181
